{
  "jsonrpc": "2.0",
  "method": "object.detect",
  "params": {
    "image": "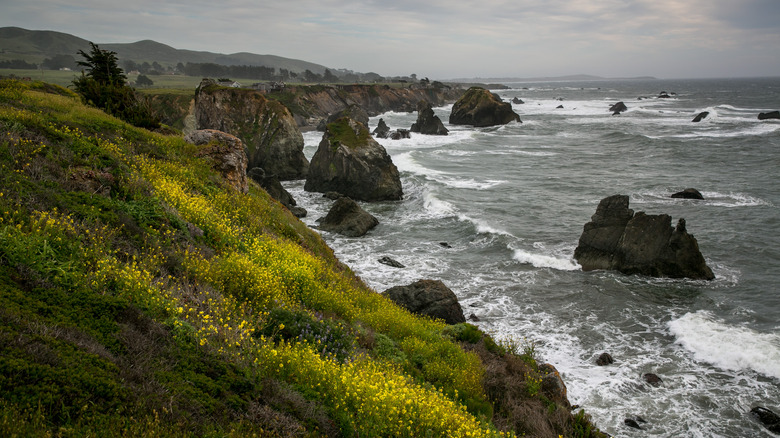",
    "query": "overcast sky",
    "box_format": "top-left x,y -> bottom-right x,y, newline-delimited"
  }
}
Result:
2,0 -> 779,79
